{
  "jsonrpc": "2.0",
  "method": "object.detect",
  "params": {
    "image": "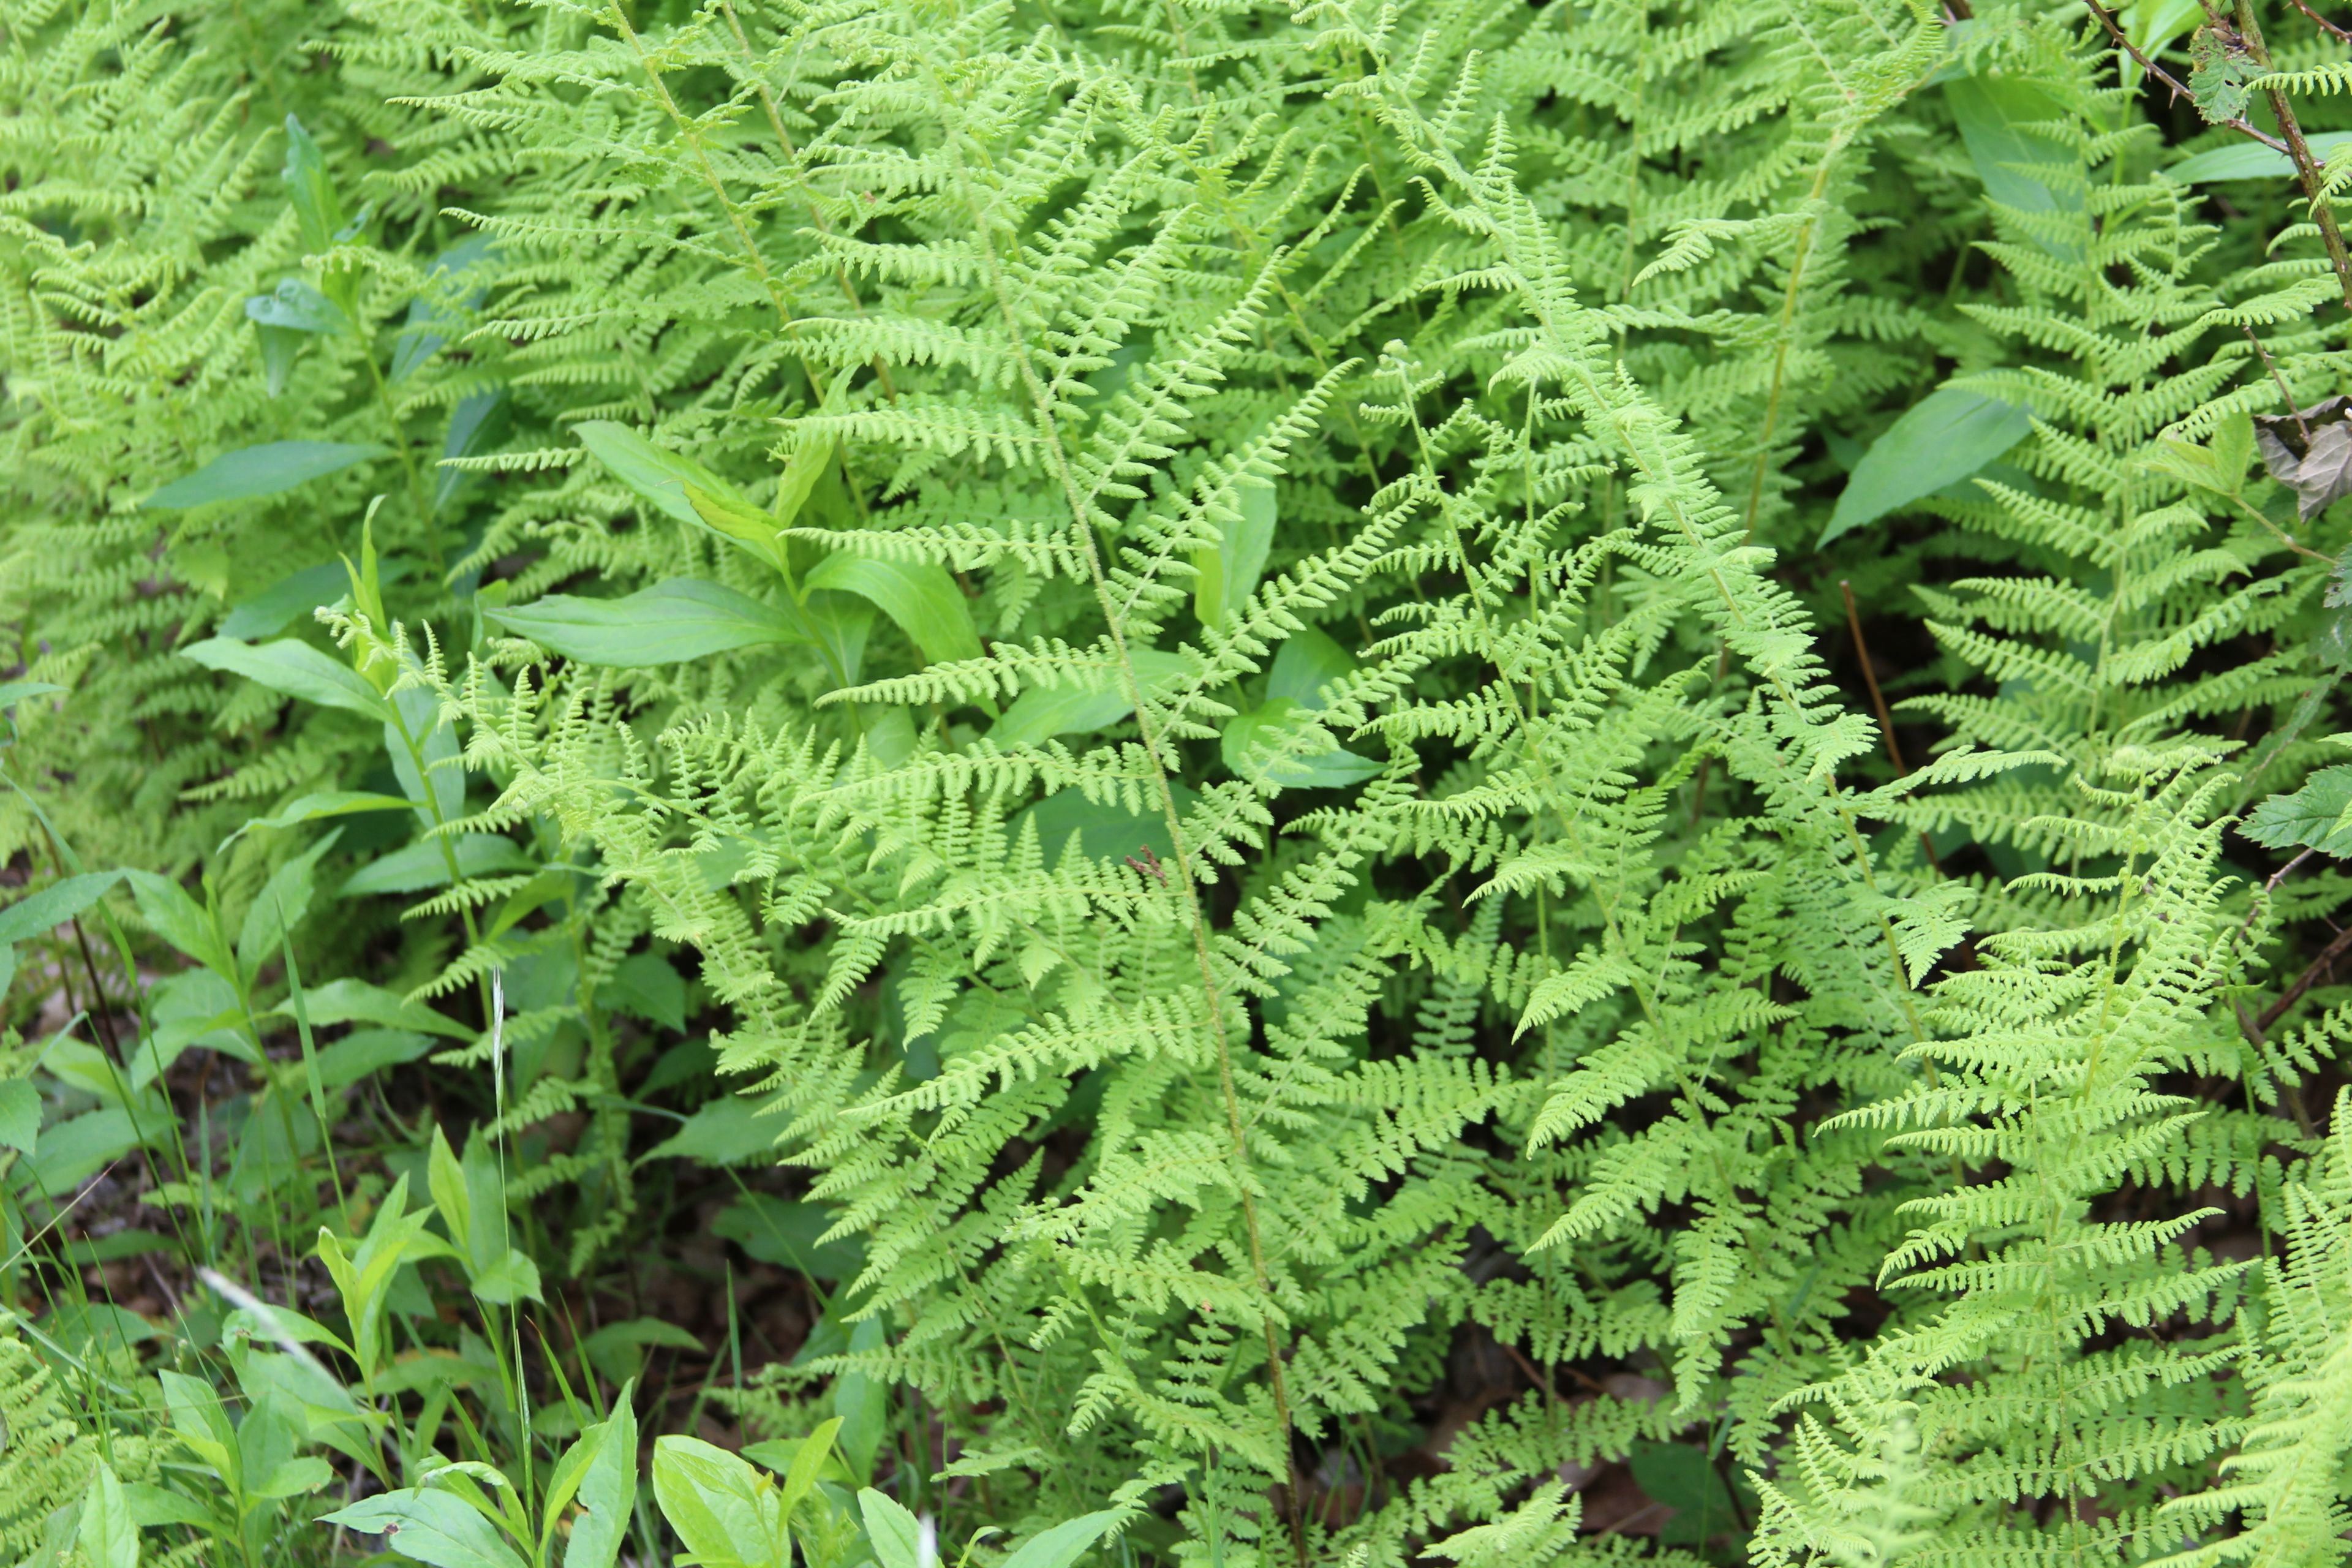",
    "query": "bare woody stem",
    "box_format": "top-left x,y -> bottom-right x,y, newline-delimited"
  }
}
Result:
2083,0 -> 2290,153
2234,1 -> 2352,311
1840,581 -> 1943,875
